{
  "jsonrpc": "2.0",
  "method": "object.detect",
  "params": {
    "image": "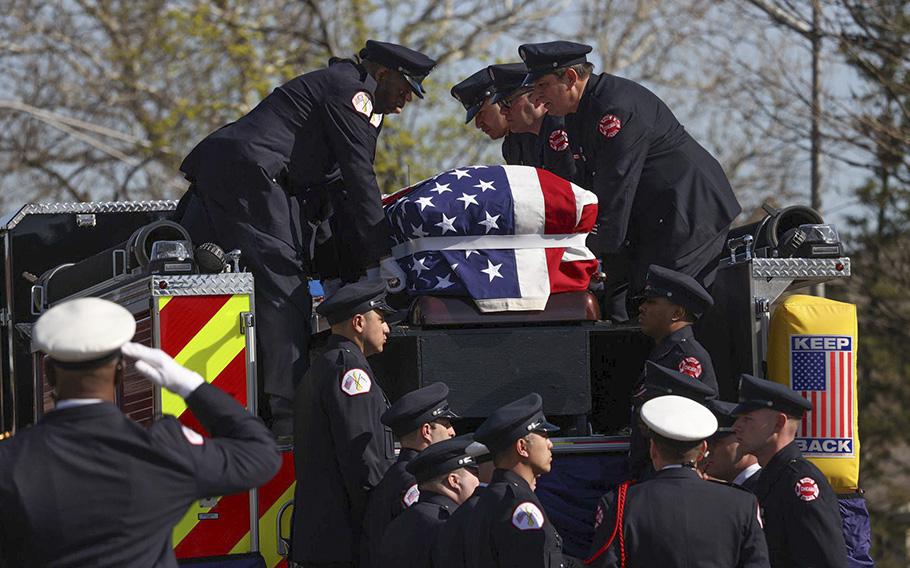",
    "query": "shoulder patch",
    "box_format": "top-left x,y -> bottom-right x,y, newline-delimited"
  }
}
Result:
548,129 -> 569,152
370,113 -> 383,128
598,114 -> 622,138
341,368 -> 372,396
795,477 -> 819,502
678,357 -> 703,379
351,91 -> 373,117
403,483 -> 420,507
181,425 -> 205,446
511,502 -> 545,531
